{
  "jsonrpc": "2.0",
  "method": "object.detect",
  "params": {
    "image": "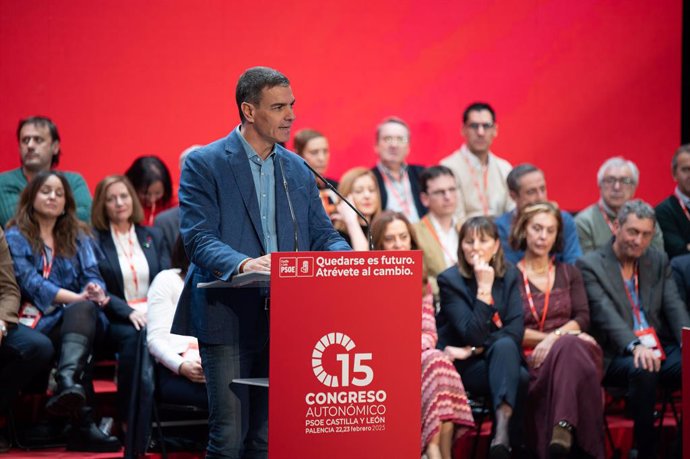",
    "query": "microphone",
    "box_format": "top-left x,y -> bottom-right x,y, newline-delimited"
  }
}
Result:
301,160 -> 373,250
278,156 -> 300,252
